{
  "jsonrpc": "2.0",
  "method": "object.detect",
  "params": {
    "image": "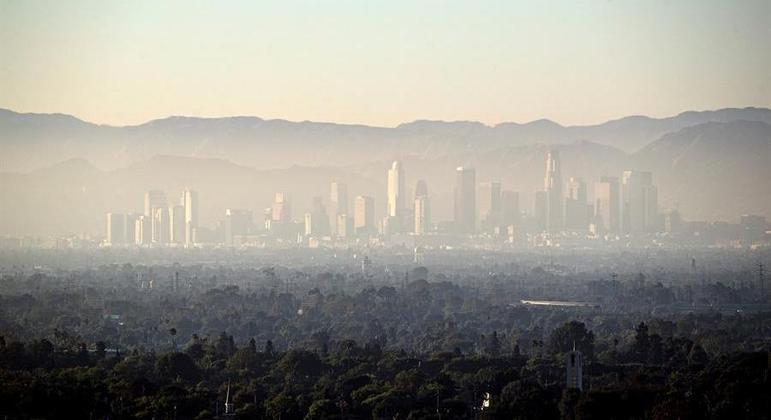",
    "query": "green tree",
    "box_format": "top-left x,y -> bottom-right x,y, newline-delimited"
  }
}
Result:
156,352 -> 200,383
548,321 -> 594,360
